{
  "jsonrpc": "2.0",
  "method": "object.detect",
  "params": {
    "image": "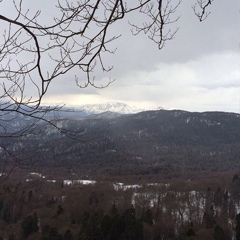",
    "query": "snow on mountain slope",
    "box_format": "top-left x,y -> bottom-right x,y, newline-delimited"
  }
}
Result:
75,102 -> 145,115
